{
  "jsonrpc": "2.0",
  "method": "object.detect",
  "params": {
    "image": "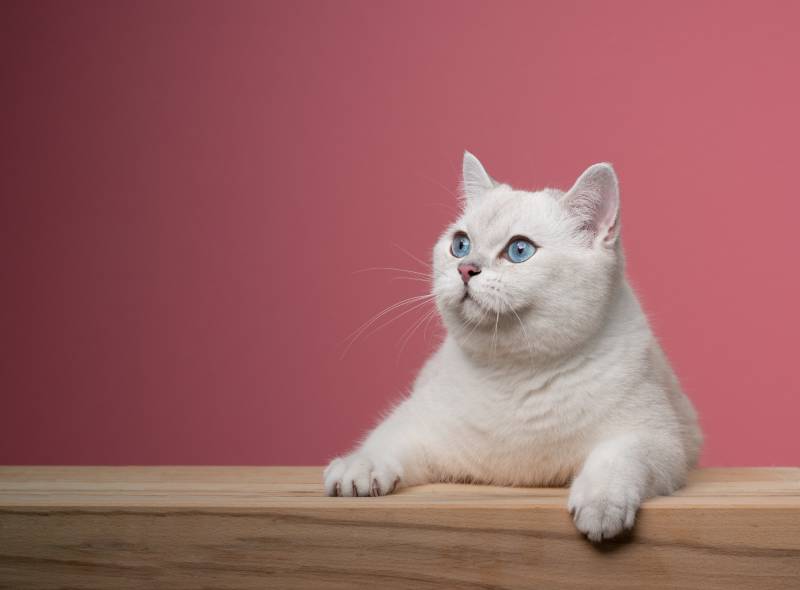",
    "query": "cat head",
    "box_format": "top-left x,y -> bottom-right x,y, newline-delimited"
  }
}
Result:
432,152 -> 624,362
